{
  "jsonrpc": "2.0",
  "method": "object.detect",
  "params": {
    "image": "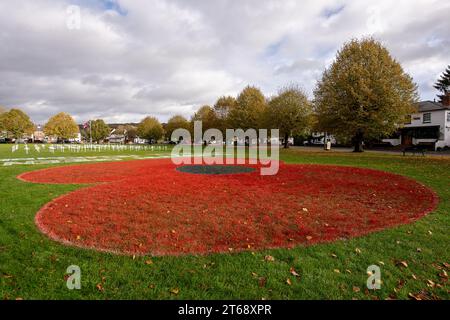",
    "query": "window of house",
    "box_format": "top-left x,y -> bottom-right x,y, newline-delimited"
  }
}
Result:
404,115 -> 412,124
447,112 -> 450,122
423,113 -> 431,123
